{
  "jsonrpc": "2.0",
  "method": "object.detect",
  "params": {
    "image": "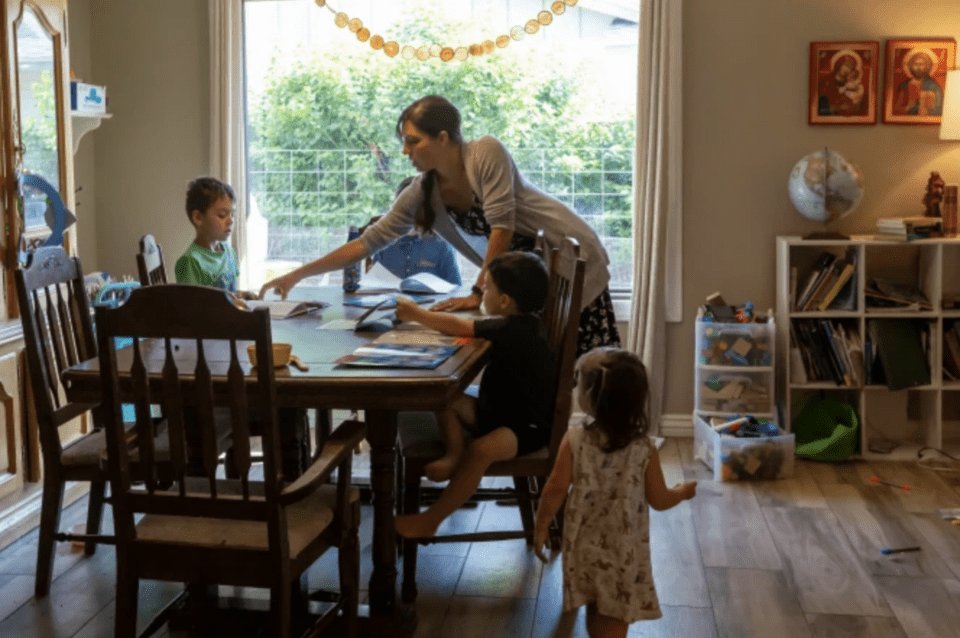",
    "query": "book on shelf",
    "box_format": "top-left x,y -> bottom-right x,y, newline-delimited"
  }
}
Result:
335,343 -> 461,369
865,278 -> 933,311
795,251 -> 837,310
867,319 -> 930,390
816,249 -> 857,311
875,215 -> 942,239
944,322 -> 960,380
